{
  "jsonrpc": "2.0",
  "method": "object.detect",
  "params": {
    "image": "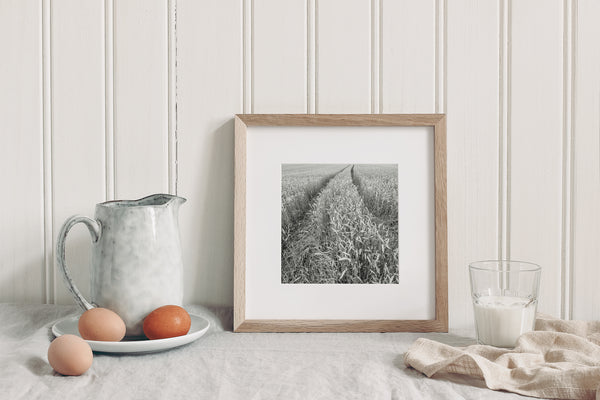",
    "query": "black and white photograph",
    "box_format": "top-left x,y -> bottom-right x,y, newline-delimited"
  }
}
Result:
281,163 -> 399,284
